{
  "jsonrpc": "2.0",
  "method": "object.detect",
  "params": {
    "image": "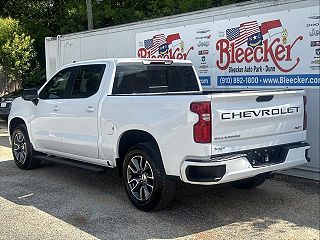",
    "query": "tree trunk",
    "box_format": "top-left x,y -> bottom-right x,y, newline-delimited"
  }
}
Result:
86,0 -> 94,30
